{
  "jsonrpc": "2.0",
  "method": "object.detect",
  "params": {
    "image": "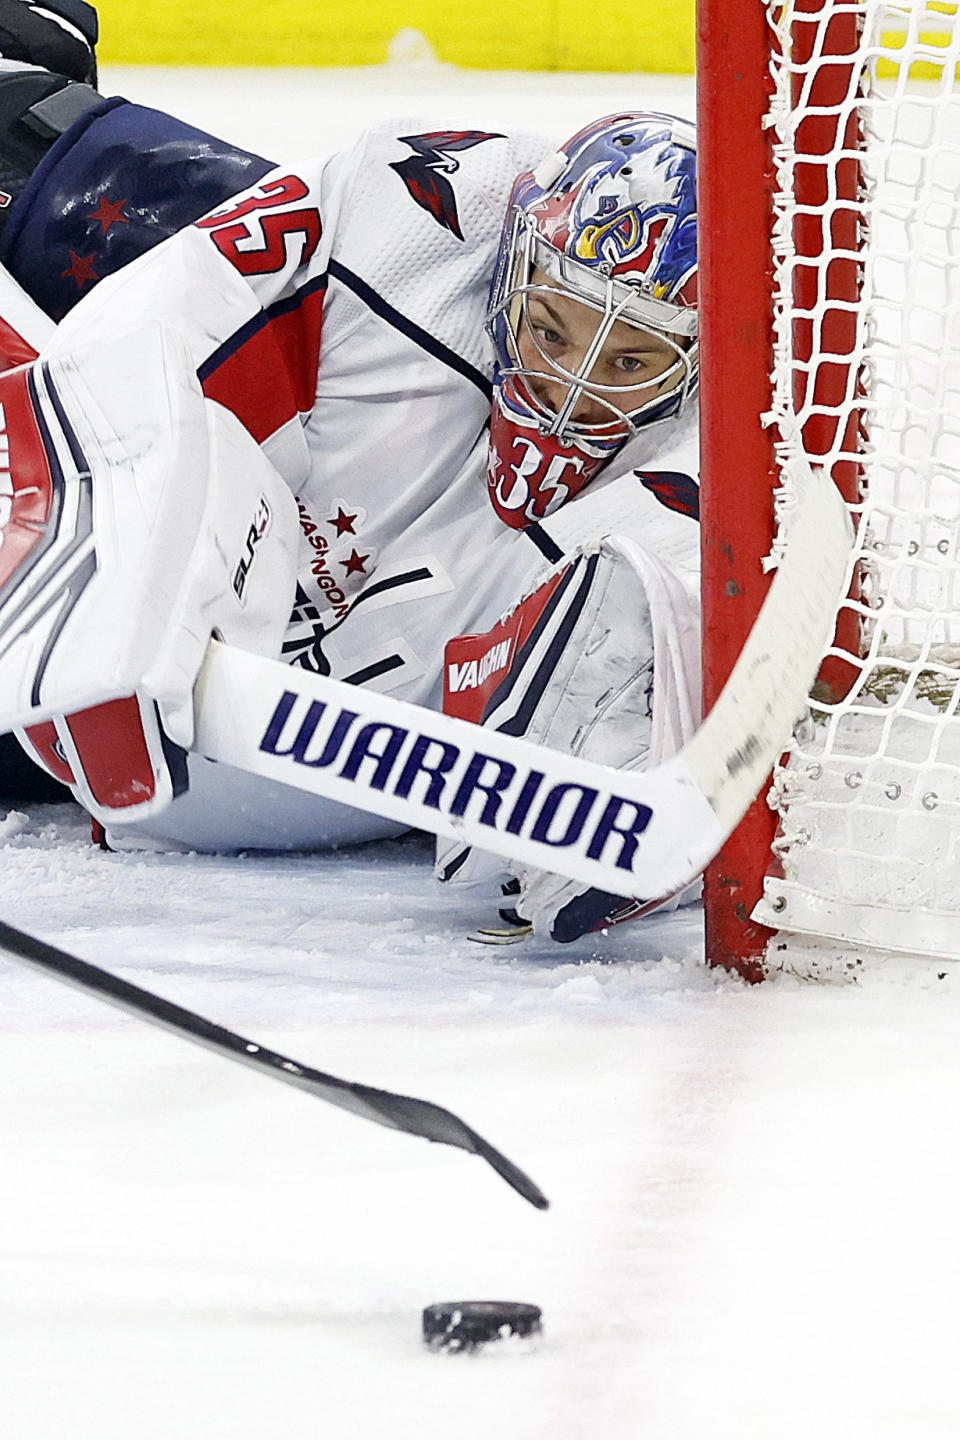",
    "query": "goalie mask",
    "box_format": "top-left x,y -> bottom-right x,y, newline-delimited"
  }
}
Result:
485,111 -> 698,529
